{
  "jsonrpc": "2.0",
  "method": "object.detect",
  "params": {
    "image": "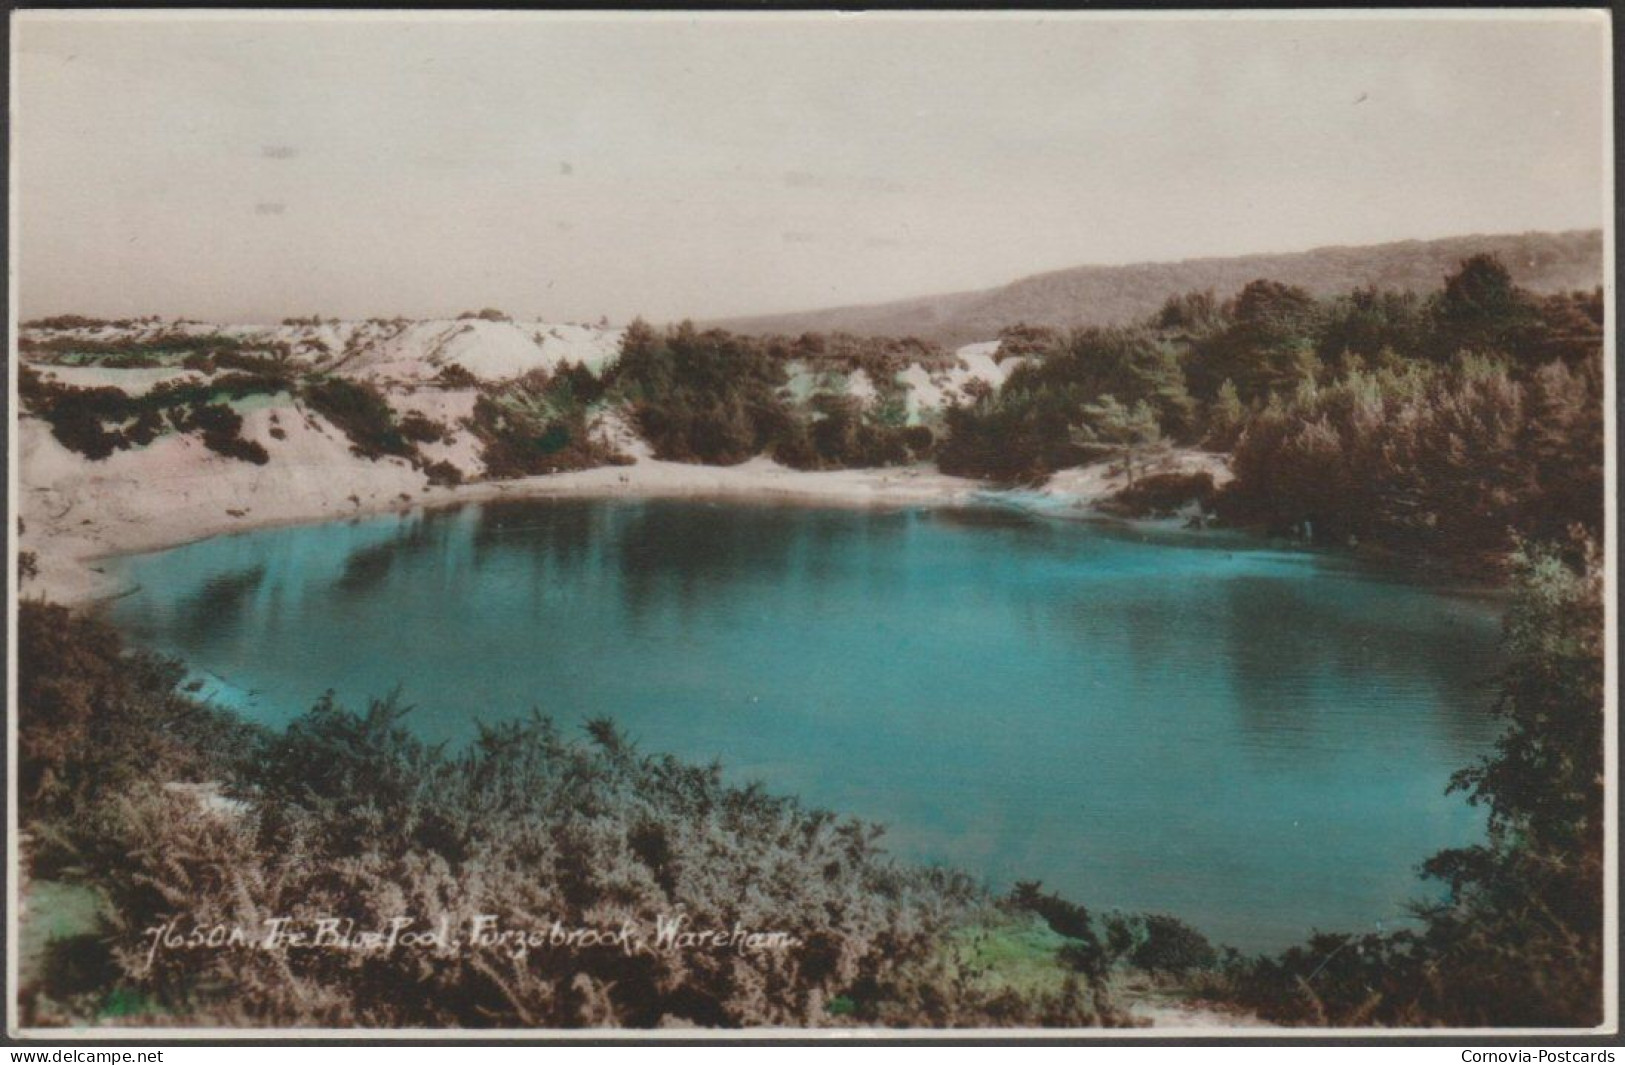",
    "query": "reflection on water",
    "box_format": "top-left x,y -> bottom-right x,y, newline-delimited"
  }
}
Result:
108,498 -> 1503,951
